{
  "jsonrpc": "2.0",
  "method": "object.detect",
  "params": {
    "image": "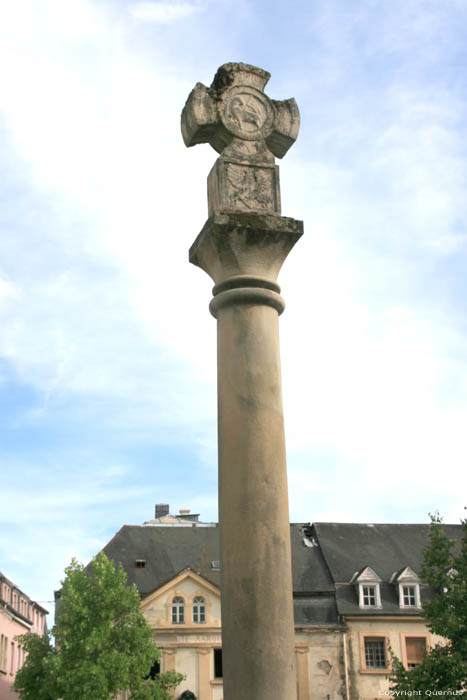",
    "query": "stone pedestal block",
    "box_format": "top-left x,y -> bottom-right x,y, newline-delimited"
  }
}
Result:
207,157 -> 281,216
